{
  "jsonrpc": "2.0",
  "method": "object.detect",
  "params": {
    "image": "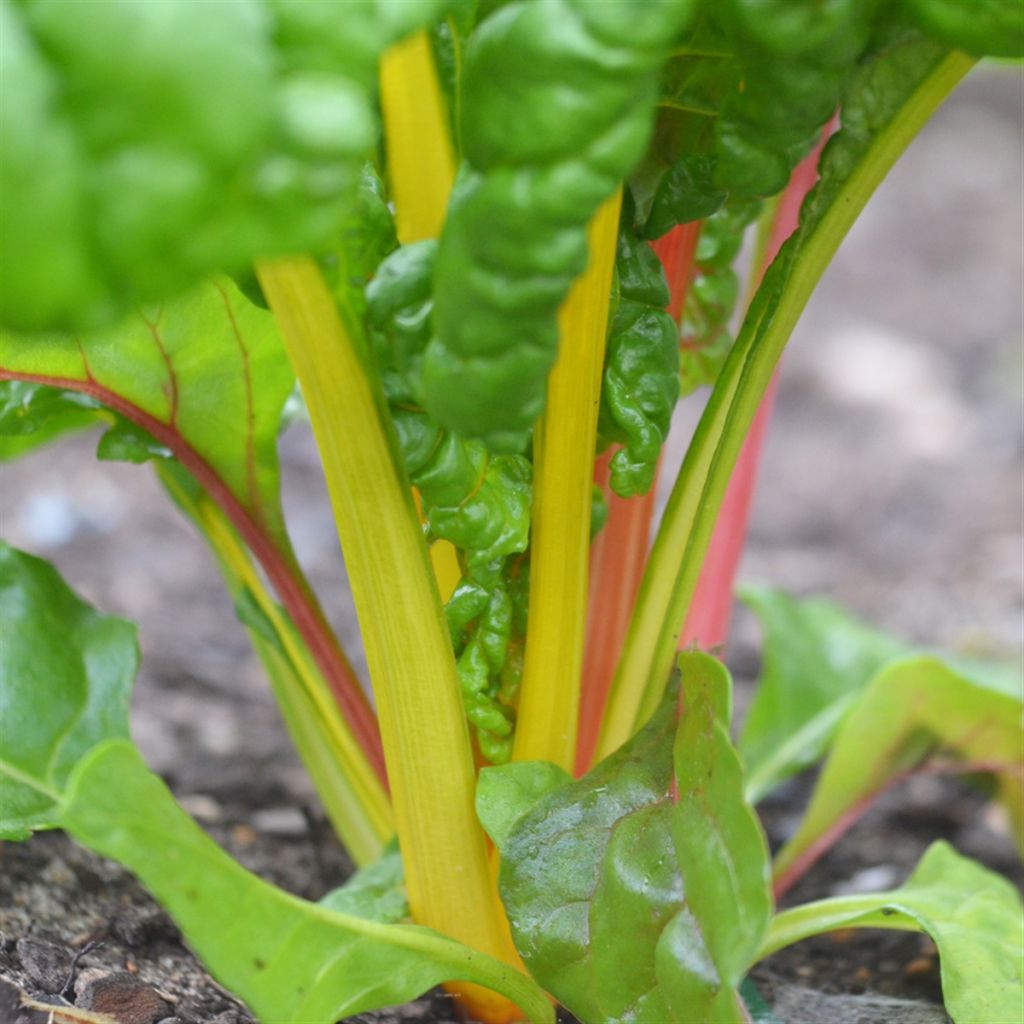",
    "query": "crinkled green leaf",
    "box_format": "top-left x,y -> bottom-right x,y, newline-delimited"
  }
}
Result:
763,842 -> 1024,1024
0,542 -> 135,839
775,656 -> 1024,882
1,279 -> 295,550
905,0 -> 1024,58
0,0 -> 450,331
60,741 -> 553,1024
496,653 -> 771,1022
425,0 -> 699,449
739,586 -> 908,802
320,840 -> 408,924
476,760 -> 572,849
